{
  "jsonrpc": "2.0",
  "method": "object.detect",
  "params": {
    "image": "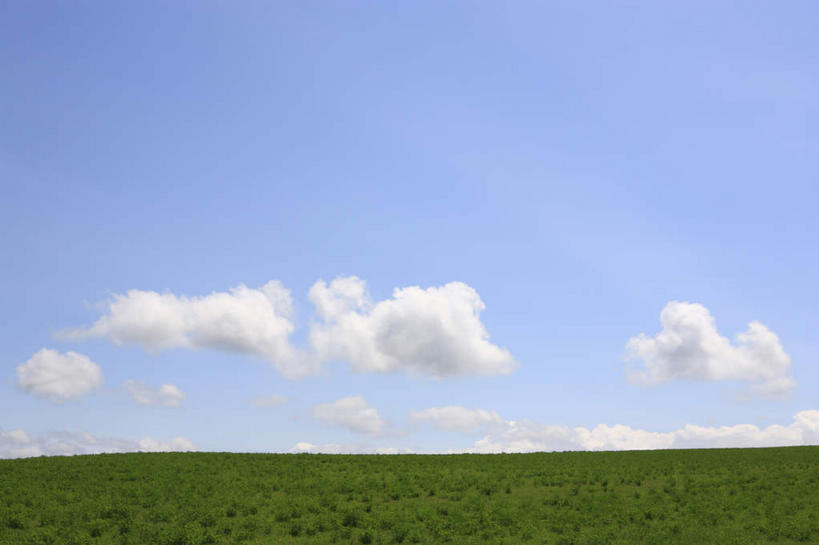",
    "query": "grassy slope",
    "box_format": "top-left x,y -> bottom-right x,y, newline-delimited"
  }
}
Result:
1,447 -> 818,544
